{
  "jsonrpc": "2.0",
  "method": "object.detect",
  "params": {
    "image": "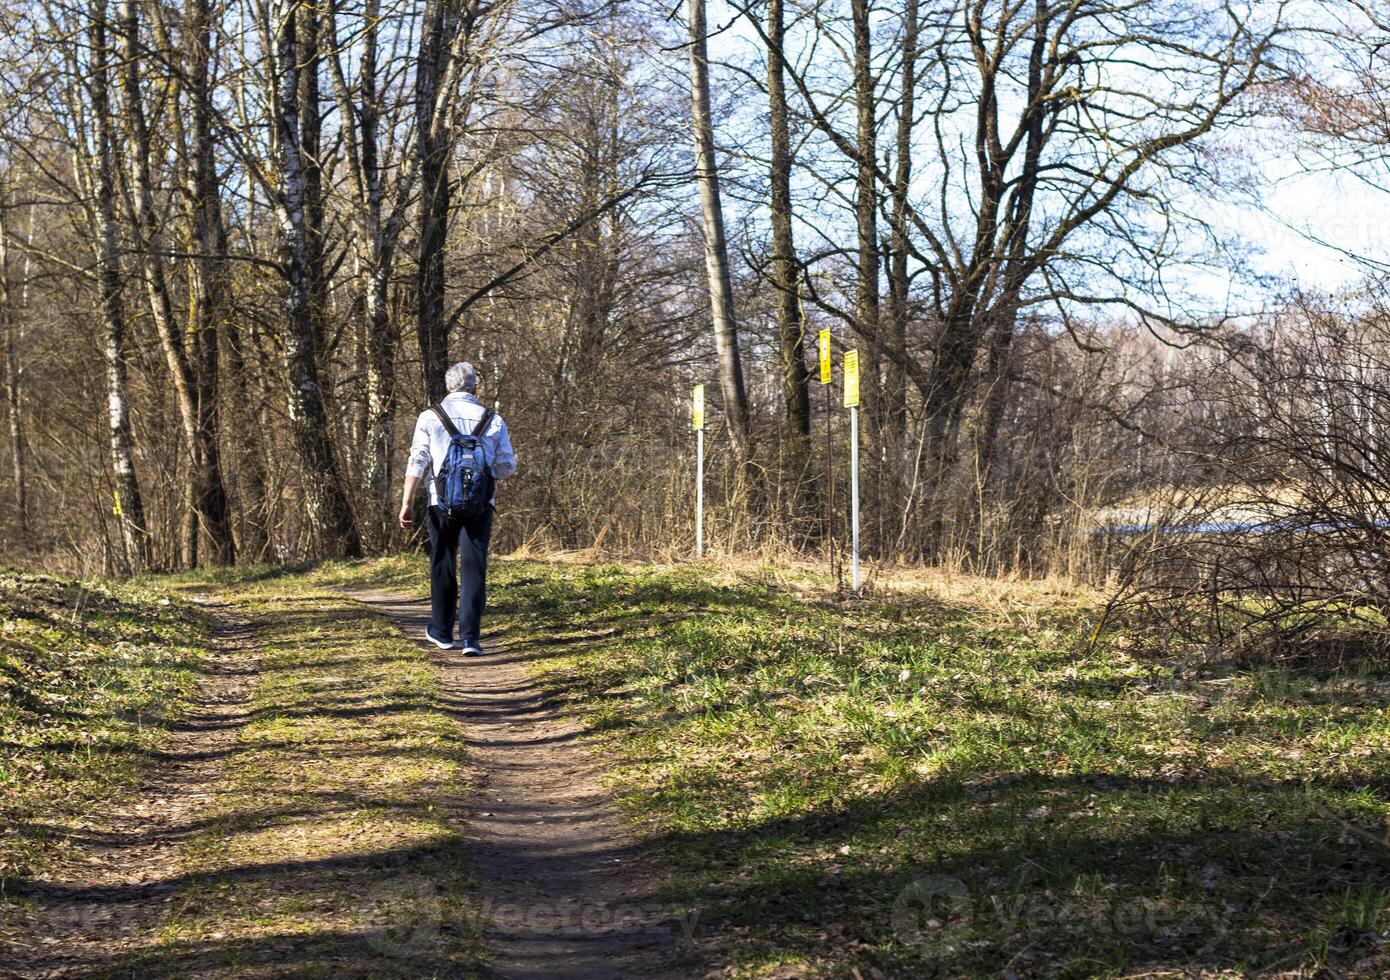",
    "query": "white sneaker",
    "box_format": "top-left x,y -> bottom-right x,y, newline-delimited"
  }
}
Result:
461,644 -> 485,657
425,627 -> 457,650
